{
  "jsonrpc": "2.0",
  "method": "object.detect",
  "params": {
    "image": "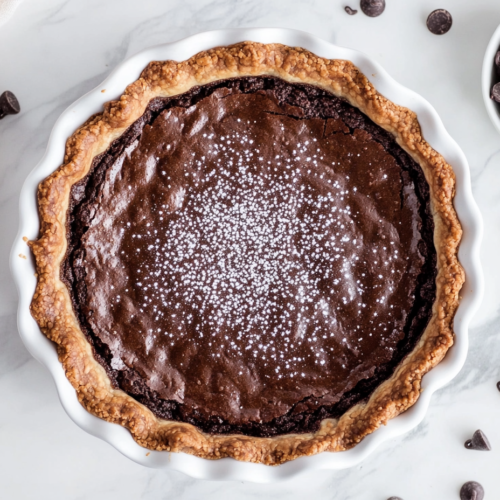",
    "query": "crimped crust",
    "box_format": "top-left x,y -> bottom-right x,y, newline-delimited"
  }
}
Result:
29,42 -> 464,465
